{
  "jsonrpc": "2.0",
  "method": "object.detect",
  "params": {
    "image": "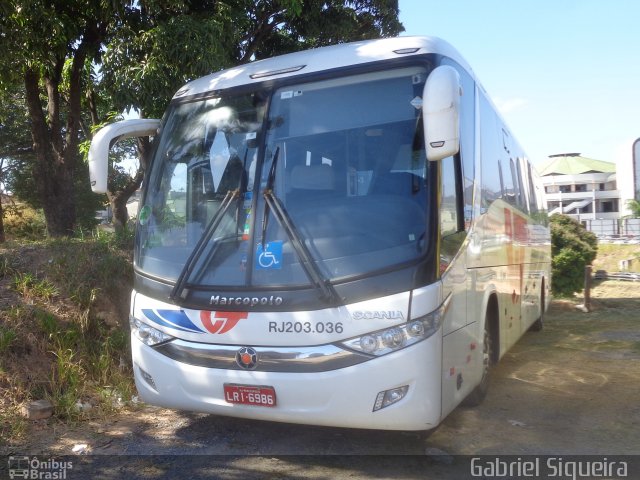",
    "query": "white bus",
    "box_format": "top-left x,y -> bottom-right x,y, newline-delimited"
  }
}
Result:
89,36 -> 551,432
